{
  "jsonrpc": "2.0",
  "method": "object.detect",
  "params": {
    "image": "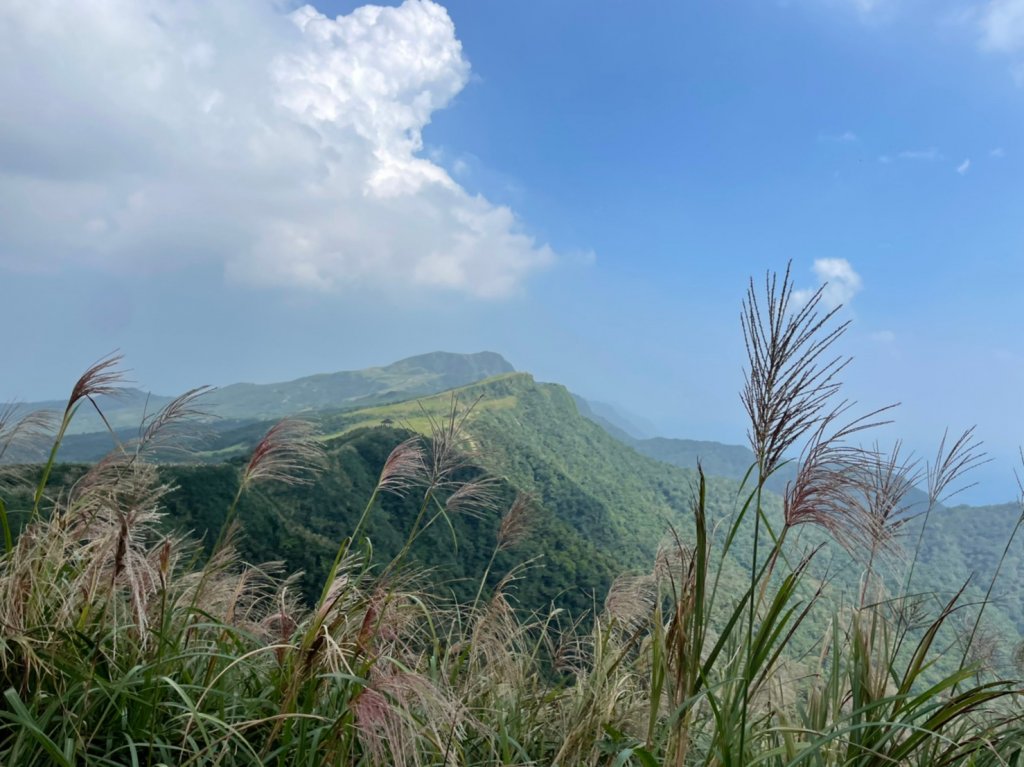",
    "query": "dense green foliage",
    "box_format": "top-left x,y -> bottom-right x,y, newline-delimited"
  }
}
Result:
161,425 -> 619,615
